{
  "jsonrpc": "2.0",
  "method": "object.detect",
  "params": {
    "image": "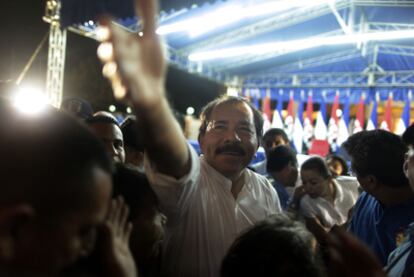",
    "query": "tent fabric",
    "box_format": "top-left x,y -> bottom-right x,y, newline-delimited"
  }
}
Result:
60,0 -> 221,27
